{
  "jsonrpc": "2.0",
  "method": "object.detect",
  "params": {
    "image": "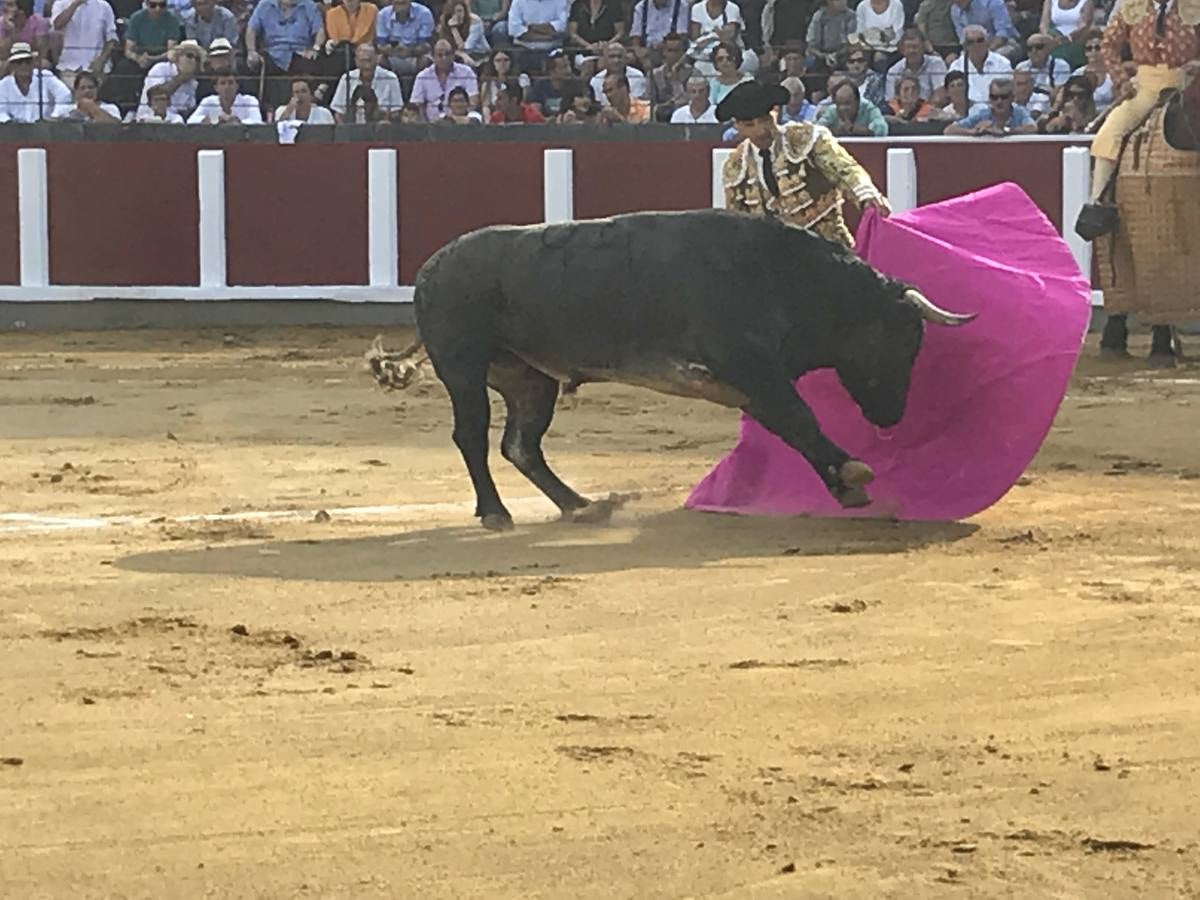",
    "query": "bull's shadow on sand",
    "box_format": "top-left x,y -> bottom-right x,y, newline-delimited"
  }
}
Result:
115,509 -> 978,584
